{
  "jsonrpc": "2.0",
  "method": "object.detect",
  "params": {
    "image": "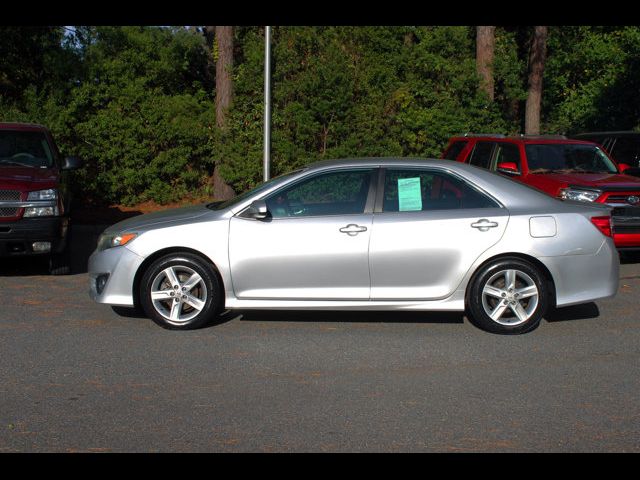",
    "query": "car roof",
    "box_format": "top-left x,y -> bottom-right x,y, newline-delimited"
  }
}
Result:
448,135 -> 597,145
0,122 -> 49,132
